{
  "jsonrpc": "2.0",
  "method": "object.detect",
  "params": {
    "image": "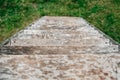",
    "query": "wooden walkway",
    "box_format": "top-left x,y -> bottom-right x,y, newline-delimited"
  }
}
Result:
0,16 -> 119,80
